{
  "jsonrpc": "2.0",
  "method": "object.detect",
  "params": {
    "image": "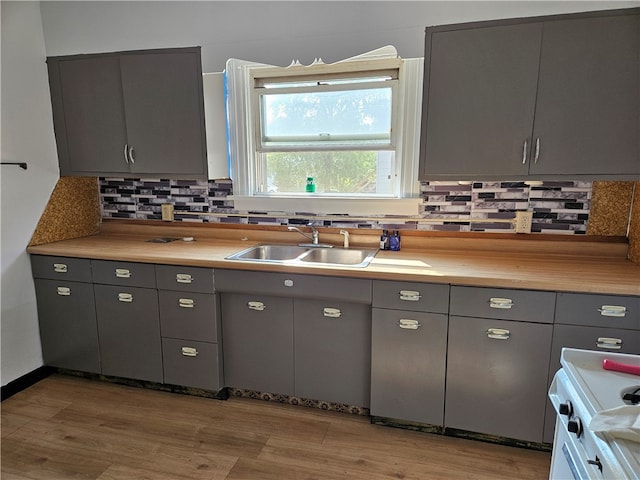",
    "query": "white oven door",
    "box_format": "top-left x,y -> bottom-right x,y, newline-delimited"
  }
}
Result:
550,418 -> 601,480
